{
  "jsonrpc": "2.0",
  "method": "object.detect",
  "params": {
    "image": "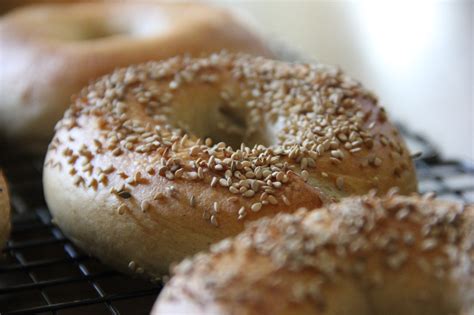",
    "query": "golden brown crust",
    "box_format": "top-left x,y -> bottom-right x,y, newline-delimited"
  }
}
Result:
43,53 -> 417,279
0,0 -> 170,14
153,195 -> 474,315
0,2 -> 273,149
0,171 -> 11,250
0,0 -> 79,14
